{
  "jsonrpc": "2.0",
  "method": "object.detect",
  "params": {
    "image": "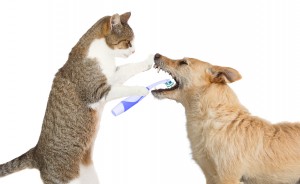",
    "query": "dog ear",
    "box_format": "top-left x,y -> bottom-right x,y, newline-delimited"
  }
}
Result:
207,66 -> 242,83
